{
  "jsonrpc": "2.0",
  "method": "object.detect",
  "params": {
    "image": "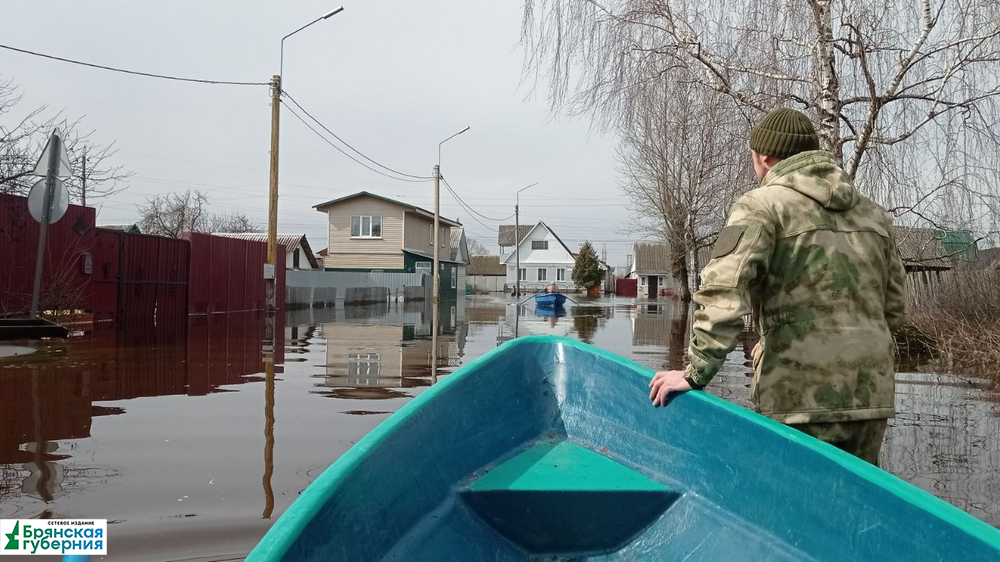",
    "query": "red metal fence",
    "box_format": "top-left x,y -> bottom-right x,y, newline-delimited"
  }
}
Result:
1,193 -> 282,320
616,278 -> 638,297
185,232 -> 285,314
